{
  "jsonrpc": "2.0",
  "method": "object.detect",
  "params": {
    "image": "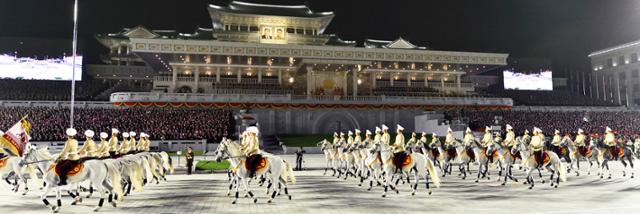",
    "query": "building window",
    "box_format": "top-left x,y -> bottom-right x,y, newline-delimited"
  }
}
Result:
249,26 -> 259,32
287,28 -> 295,34
239,25 -> 248,32
632,53 -> 638,63
607,58 -> 613,67
305,29 -> 313,35
618,55 -> 626,65
633,70 -> 639,78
